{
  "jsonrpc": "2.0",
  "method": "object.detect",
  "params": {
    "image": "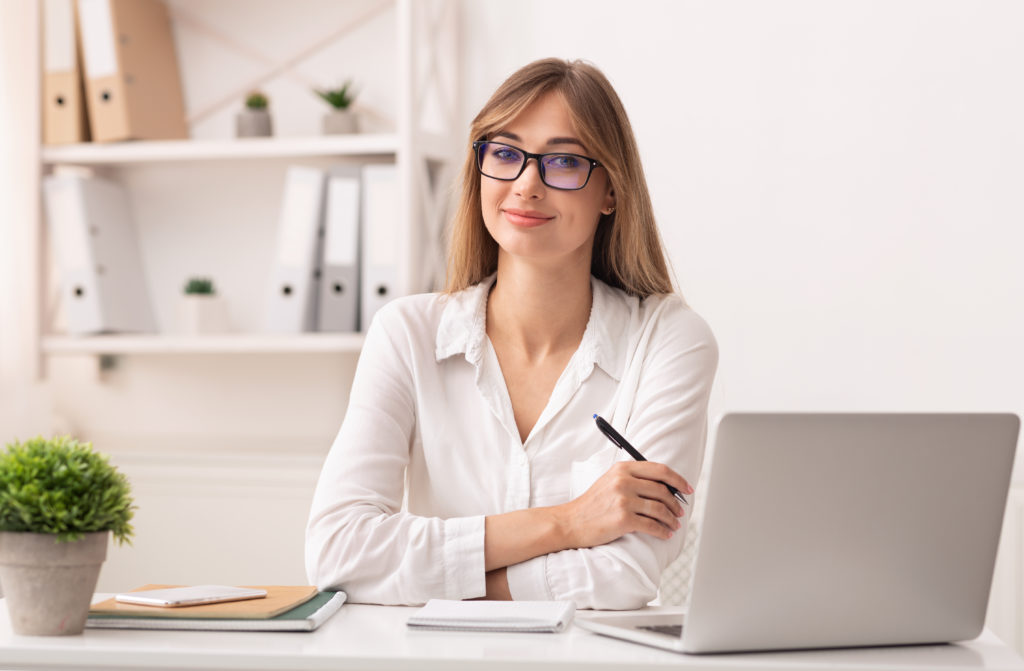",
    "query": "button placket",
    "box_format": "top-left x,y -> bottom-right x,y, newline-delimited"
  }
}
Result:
503,446 -> 531,511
